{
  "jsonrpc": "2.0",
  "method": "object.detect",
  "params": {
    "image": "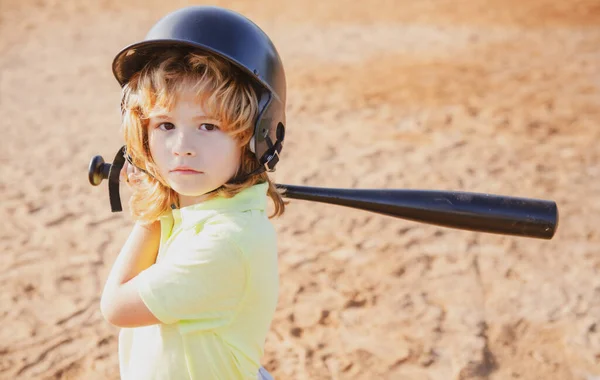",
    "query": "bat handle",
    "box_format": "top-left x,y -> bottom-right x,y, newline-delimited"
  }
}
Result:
88,155 -> 112,186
